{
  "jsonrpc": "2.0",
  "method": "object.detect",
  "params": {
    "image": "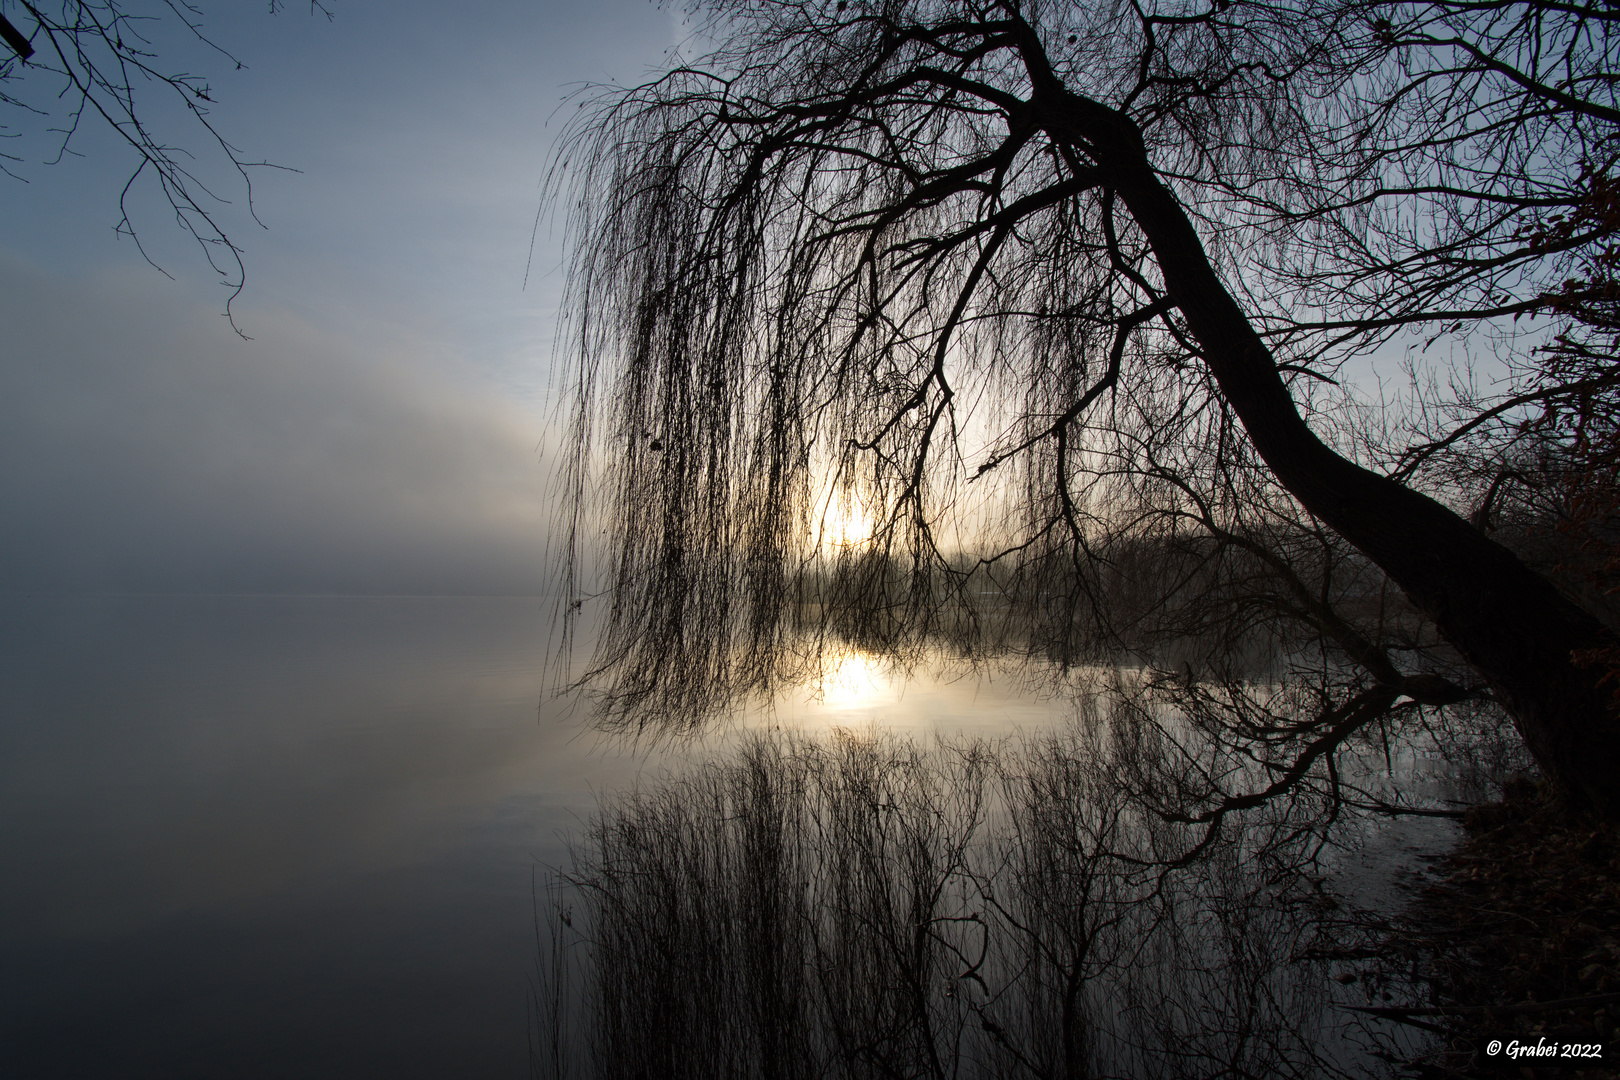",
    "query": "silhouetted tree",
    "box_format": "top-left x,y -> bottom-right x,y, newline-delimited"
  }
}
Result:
1402,167 -> 1620,692
0,1 -> 328,320
551,0 -> 1620,816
